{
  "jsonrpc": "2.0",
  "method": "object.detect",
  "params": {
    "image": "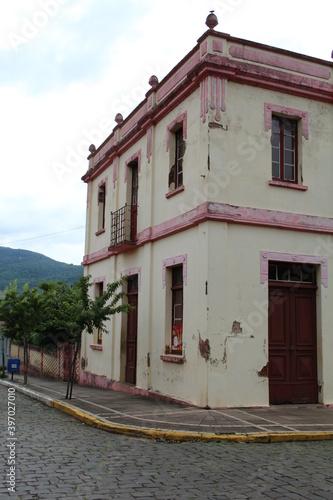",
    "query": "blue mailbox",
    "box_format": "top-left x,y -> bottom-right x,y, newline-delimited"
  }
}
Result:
7,358 -> 20,380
